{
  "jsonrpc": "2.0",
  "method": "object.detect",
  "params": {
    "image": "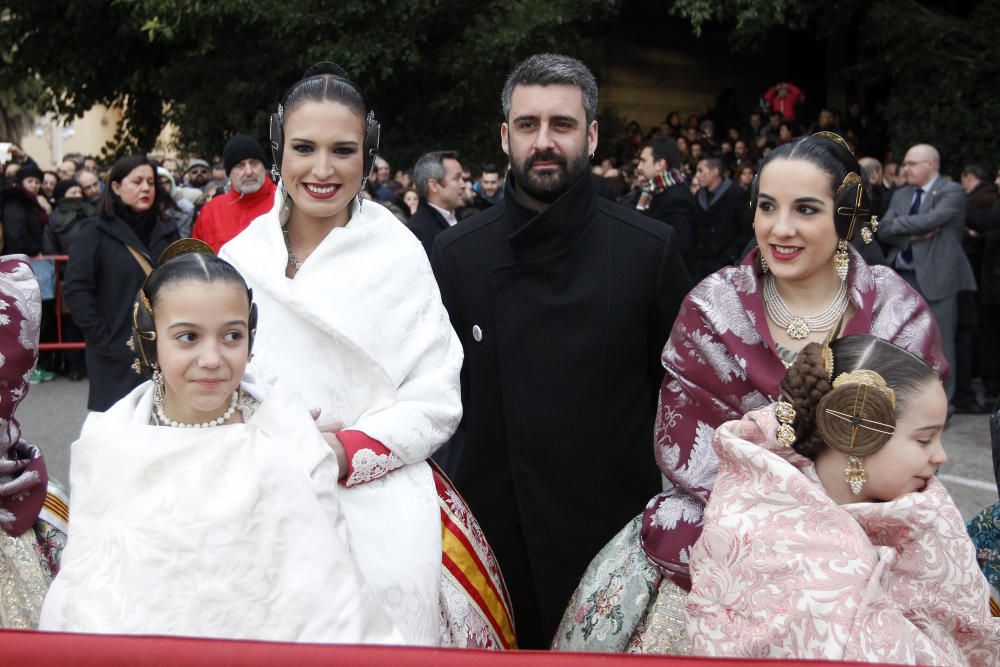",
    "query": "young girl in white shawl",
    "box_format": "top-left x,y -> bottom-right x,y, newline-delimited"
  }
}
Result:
220,63 -> 514,648
686,335 -> 1000,664
39,241 -> 401,643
